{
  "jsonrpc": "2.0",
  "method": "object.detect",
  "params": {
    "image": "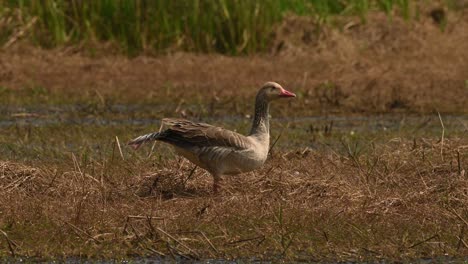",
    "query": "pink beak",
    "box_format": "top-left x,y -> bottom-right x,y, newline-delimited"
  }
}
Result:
279,89 -> 296,98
